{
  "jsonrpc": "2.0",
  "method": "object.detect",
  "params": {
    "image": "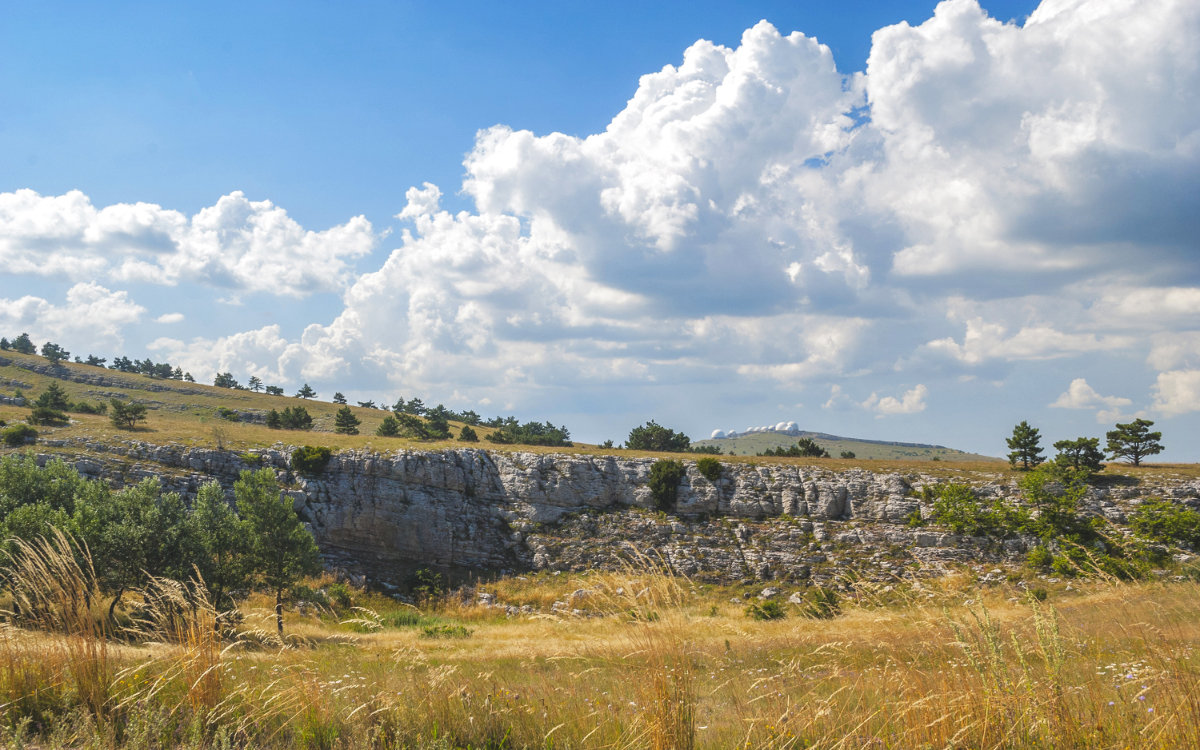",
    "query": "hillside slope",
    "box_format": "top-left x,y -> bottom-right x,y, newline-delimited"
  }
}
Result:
693,430 -> 996,462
